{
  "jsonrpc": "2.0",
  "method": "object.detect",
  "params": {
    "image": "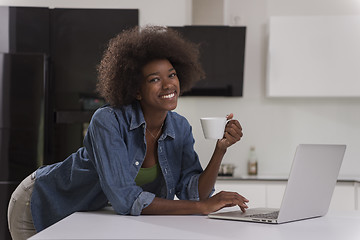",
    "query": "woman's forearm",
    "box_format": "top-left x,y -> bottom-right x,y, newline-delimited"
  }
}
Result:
198,146 -> 226,200
198,117 -> 243,200
141,191 -> 249,215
